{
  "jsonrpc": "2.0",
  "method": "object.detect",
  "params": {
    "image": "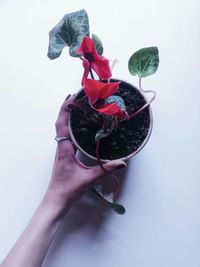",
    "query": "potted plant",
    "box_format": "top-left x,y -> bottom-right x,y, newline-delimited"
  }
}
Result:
47,9 -> 159,214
